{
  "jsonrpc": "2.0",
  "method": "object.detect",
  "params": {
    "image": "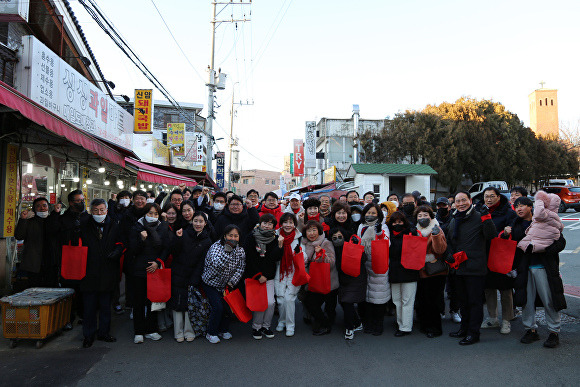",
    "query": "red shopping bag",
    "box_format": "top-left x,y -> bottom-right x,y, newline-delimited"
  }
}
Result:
488,237 -> 517,274
308,249 -> 331,294
291,249 -> 310,286
401,234 -> 429,270
223,288 -> 252,323
342,235 -> 365,277
61,238 -> 88,280
245,273 -> 268,312
371,232 -> 389,274
147,263 -> 171,302
449,251 -> 468,270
